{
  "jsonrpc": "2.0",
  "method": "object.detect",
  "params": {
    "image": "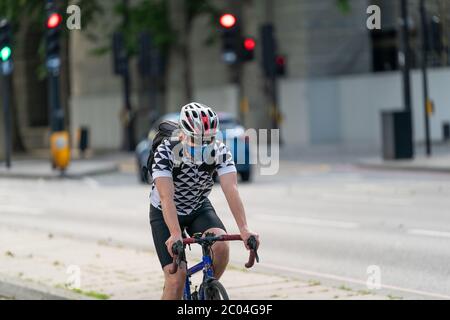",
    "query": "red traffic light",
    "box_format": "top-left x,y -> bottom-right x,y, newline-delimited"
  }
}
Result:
47,13 -> 62,29
276,55 -> 286,66
244,38 -> 256,51
220,13 -> 236,29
